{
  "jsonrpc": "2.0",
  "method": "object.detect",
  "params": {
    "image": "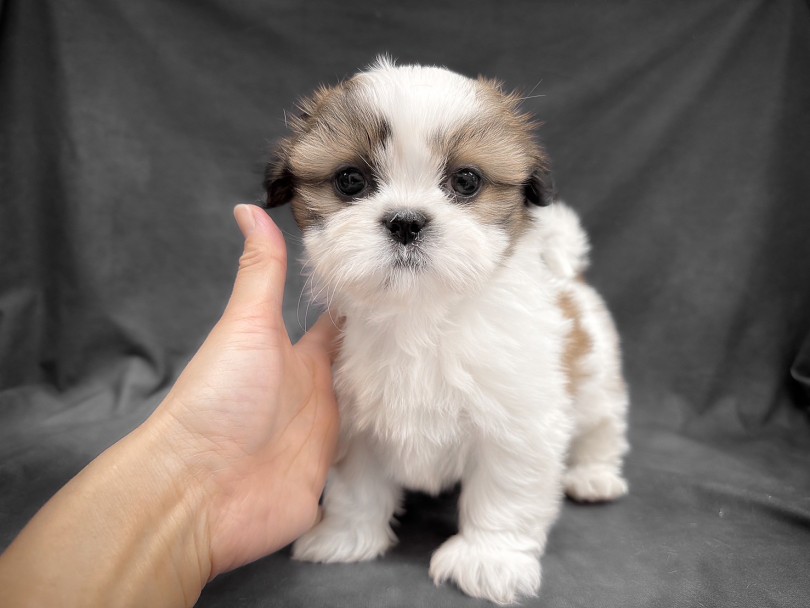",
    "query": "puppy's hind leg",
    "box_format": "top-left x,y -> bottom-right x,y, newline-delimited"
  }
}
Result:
560,285 -> 630,503
564,409 -> 629,503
